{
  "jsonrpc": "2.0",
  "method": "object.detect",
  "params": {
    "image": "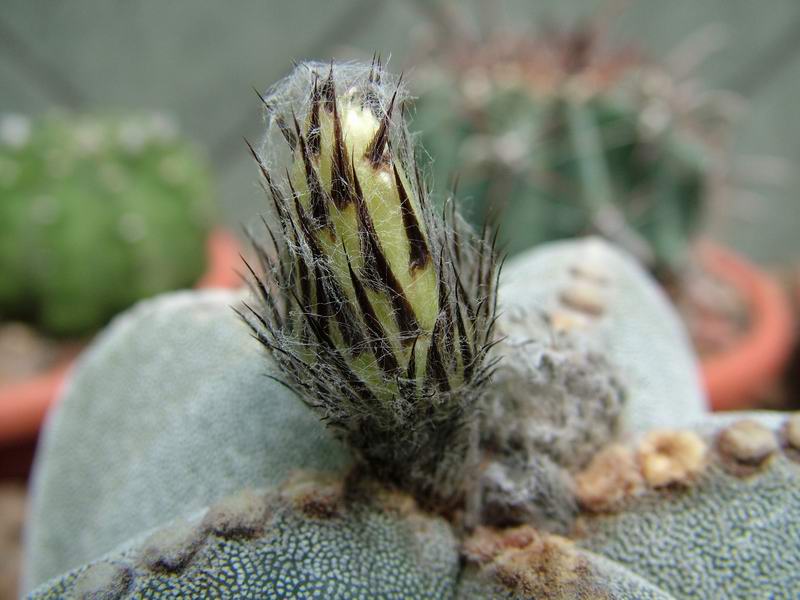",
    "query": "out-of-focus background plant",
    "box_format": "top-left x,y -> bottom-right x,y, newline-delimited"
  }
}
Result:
409,13 -> 796,414
0,113 -> 214,337
0,110 -> 241,459
2,1 -> 800,598
413,24 -> 723,278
